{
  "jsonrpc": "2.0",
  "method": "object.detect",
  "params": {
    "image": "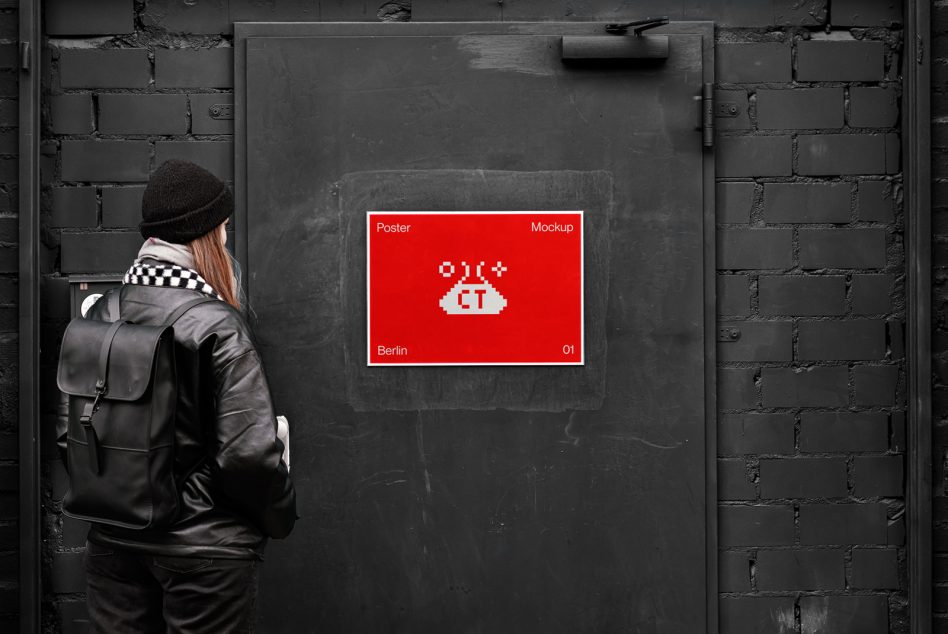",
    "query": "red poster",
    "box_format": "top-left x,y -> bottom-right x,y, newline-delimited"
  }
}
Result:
367,211 -> 583,365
